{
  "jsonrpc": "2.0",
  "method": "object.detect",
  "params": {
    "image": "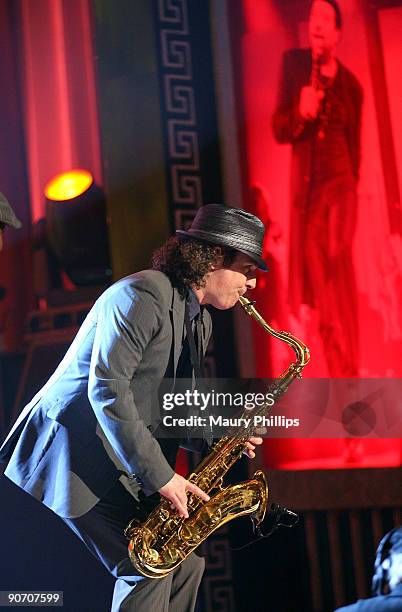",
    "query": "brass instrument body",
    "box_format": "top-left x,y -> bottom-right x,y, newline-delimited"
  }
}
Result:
125,296 -> 310,578
127,465 -> 268,579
